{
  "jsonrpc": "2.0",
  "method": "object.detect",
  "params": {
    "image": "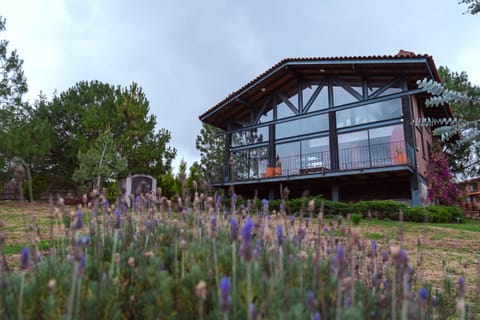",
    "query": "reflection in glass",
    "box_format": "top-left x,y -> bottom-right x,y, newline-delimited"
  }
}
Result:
336,98 -> 402,128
